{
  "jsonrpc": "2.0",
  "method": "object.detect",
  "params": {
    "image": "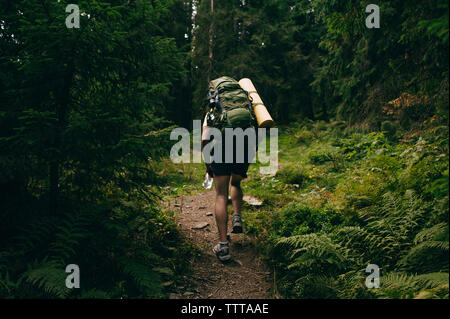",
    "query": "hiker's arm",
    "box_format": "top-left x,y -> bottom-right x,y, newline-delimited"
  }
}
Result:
201,126 -> 211,151
201,126 -> 213,176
